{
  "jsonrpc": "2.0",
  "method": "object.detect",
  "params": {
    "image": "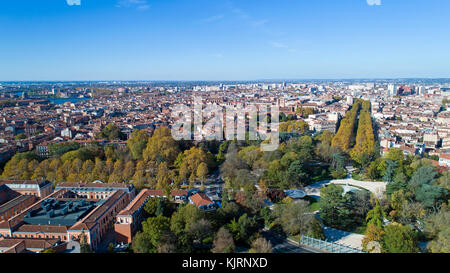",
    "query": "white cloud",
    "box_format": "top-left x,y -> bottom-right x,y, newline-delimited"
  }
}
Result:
269,41 -> 288,49
202,15 -> 225,23
137,4 -> 150,11
66,0 -> 81,6
116,0 -> 150,10
367,0 -> 381,6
